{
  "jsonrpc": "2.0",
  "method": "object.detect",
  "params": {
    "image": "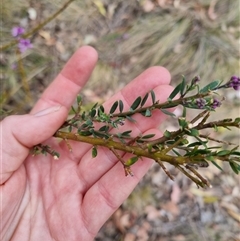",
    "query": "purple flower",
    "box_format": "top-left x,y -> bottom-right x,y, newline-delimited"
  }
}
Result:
211,98 -> 221,109
11,26 -> 25,37
18,38 -> 32,53
227,76 -> 240,91
196,98 -> 206,109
